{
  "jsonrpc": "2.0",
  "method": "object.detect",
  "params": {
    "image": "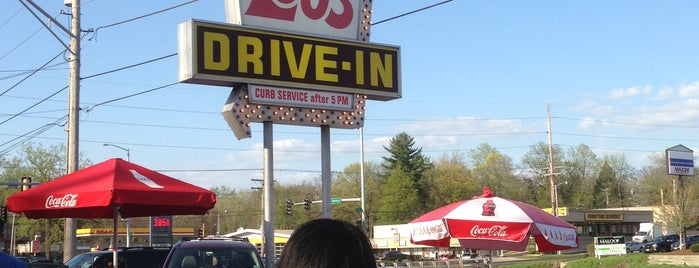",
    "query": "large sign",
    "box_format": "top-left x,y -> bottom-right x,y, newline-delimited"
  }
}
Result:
150,216 -> 173,246
593,236 -> 626,258
222,84 -> 365,139
225,0 -> 372,41
666,144 -> 694,176
178,19 -> 401,101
